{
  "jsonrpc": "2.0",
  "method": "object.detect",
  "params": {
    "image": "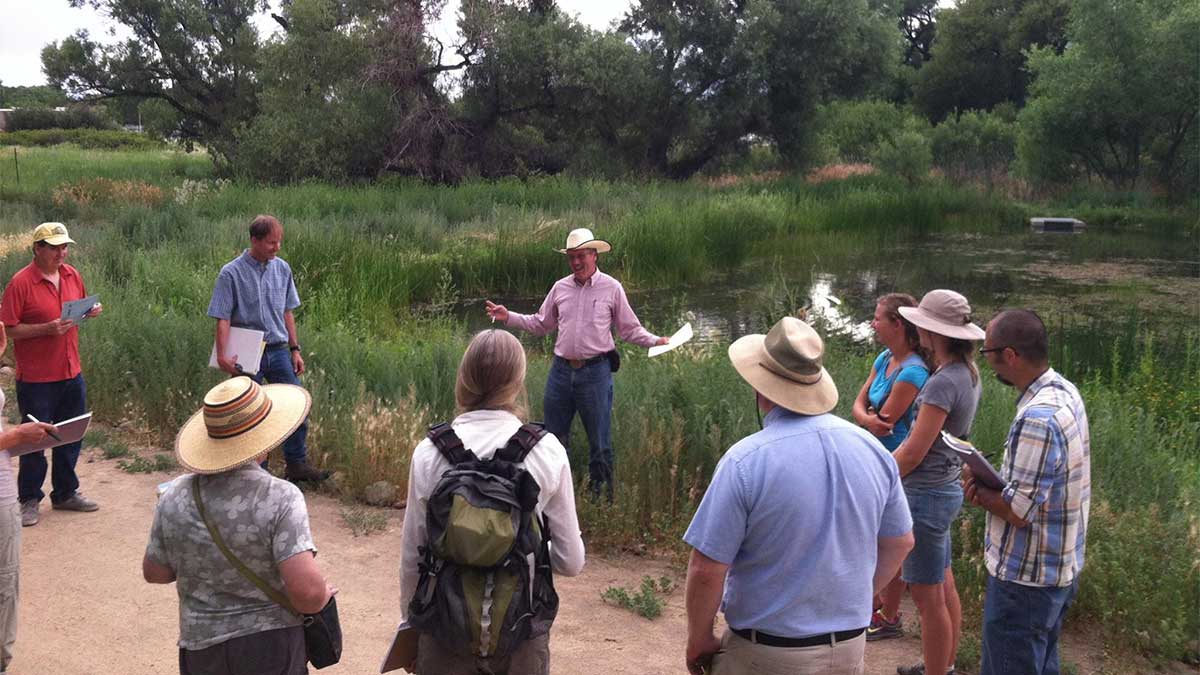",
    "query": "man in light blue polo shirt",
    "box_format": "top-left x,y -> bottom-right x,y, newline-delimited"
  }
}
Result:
684,317 -> 914,675
208,215 -> 327,483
